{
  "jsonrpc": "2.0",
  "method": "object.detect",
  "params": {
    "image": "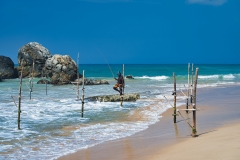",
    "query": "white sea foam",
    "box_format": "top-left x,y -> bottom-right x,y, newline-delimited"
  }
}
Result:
198,75 -> 219,79
0,91 -> 171,160
198,74 -> 237,80
135,75 -> 169,81
223,74 -> 235,79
